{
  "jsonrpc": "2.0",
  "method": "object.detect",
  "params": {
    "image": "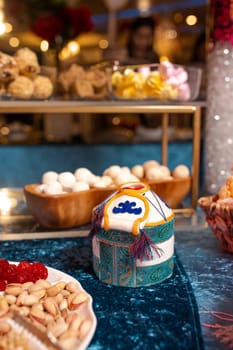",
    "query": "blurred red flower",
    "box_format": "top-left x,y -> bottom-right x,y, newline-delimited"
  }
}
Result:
64,6 -> 94,38
32,14 -> 64,43
212,0 -> 233,44
32,5 -> 94,45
